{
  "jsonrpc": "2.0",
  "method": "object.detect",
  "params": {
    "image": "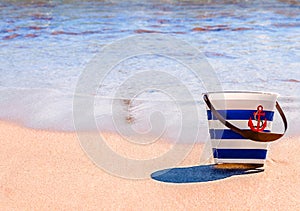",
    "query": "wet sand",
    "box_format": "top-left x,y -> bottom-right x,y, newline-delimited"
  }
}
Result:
0,121 -> 299,210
